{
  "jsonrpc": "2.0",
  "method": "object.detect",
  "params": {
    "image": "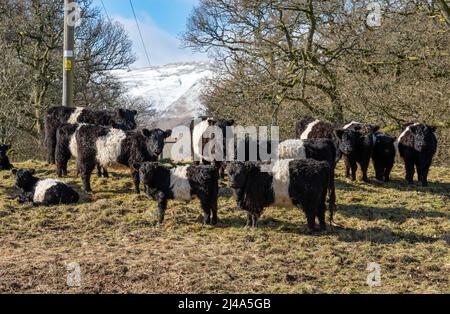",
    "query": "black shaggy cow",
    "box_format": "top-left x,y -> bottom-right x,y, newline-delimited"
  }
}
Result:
190,117 -> 235,176
44,106 -> 138,164
55,123 -> 110,178
397,123 -> 437,187
278,138 -> 337,216
67,124 -> 171,193
372,132 -> 396,182
12,169 -> 79,205
137,162 -> 219,225
0,144 -> 13,170
227,159 -> 331,231
336,122 -> 380,182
